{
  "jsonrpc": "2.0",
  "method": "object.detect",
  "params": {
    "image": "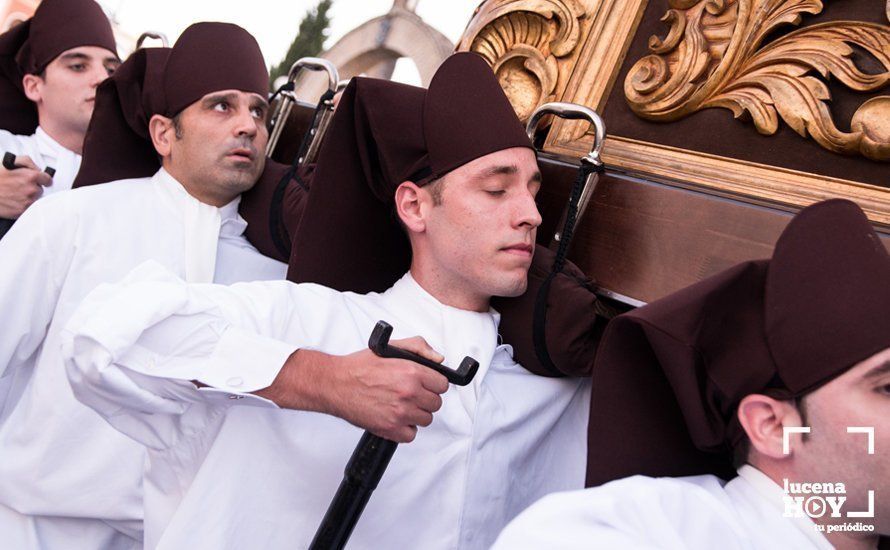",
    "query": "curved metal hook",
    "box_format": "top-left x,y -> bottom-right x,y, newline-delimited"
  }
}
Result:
266,58 -> 341,158
135,31 -> 169,49
525,102 -> 605,166
287,57 -> 340,94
